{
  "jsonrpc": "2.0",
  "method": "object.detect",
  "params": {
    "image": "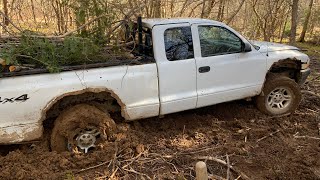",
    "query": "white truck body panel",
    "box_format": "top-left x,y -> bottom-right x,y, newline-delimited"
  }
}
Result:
191,23 -> 267,107
251,41 -> 300,53
153,23 -> 198,115
0,64 -> 159,143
